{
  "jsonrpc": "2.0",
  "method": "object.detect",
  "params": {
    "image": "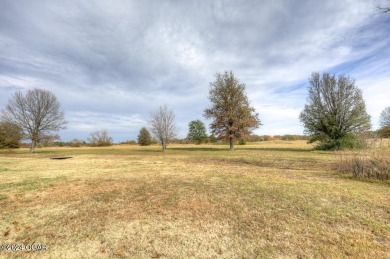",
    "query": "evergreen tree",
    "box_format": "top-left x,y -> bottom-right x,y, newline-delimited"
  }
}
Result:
187,120 -> 207,144
137,127 -> 152,146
